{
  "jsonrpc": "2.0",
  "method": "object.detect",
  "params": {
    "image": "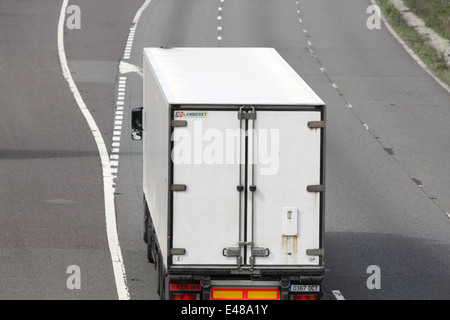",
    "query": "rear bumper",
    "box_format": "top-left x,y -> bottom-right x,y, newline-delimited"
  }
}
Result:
168,268 -> 323,300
